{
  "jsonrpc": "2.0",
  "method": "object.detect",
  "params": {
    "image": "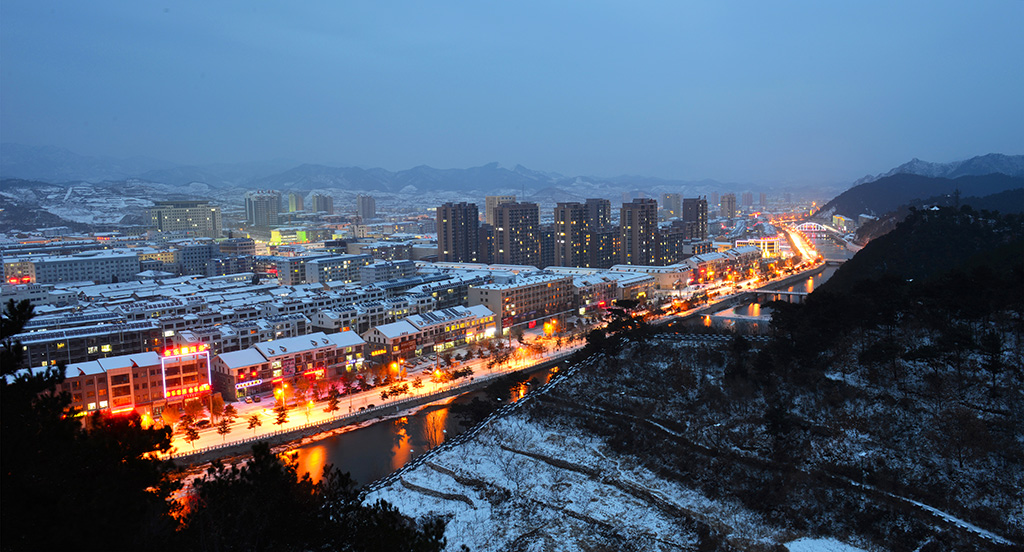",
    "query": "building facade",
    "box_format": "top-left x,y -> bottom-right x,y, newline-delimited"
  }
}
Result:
437,202 -> 480,263
245,190 -> 282,227
148,200 -> 223,239
619,198 -> 659,266
494,202 -> 540,267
